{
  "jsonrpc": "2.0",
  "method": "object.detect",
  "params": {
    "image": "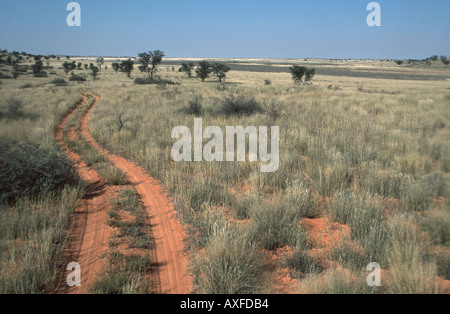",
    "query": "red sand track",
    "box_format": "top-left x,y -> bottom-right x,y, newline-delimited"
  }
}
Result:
80,95 -> 193,294
54,96 -> 112,294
